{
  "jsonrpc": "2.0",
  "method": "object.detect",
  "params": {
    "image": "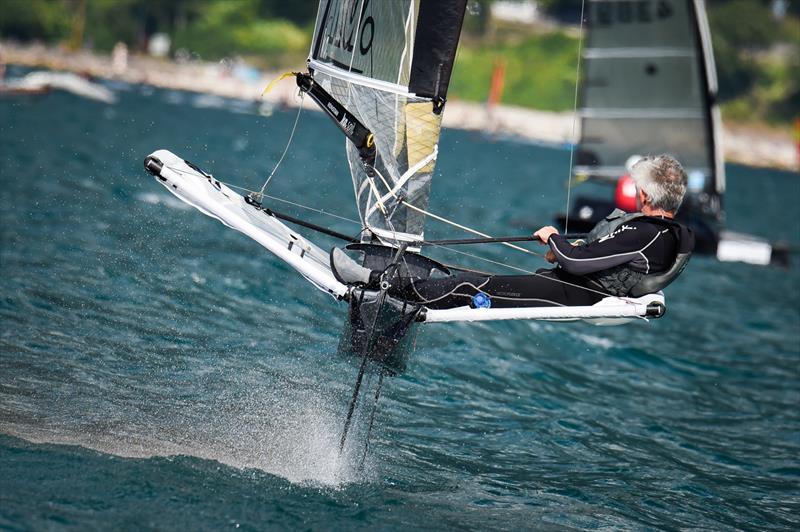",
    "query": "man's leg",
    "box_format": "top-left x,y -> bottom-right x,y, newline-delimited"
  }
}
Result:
392,272 -> 490,308
394,269 -> 604,309
478,270 -> 603,309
